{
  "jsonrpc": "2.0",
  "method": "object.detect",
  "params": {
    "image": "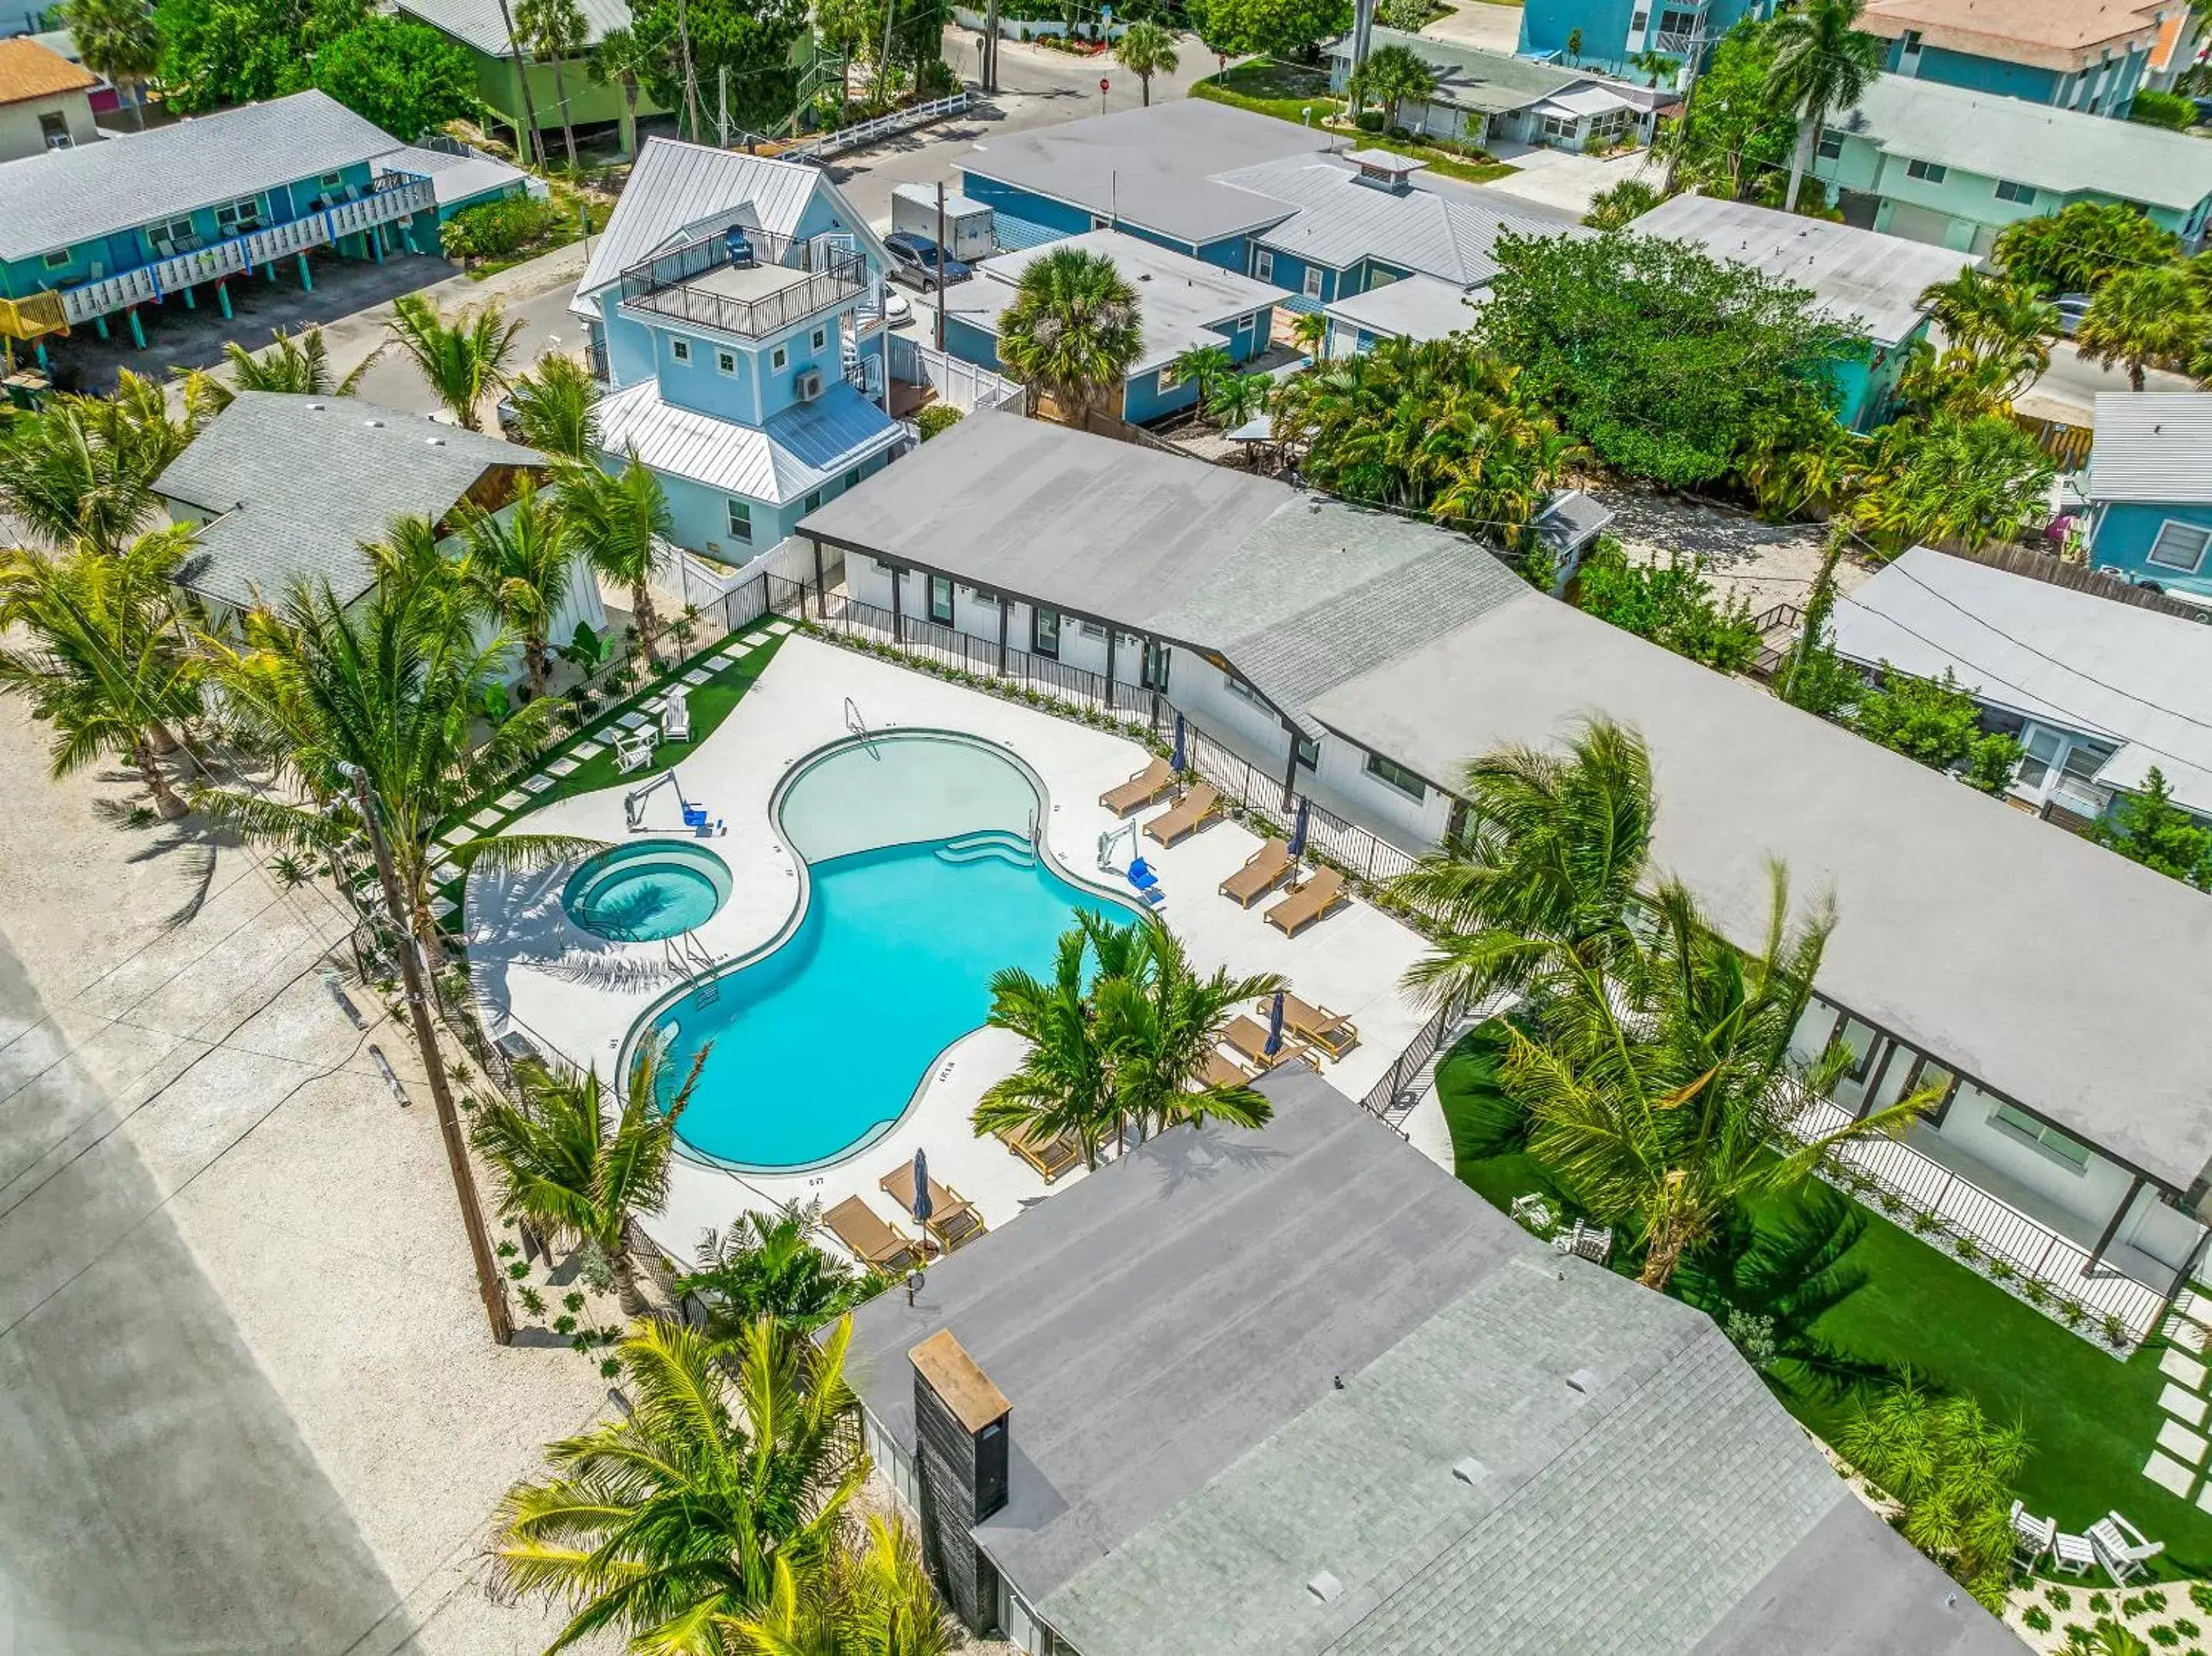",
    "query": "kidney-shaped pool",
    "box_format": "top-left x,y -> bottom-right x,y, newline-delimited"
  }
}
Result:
635,730 -> 1143,1172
